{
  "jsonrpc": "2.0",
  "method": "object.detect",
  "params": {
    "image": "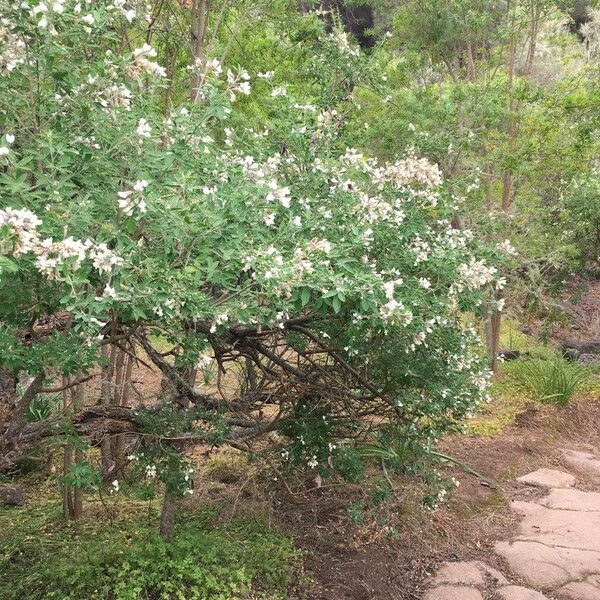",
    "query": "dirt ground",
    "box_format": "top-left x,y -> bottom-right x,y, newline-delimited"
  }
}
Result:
274,397 -> 600,599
